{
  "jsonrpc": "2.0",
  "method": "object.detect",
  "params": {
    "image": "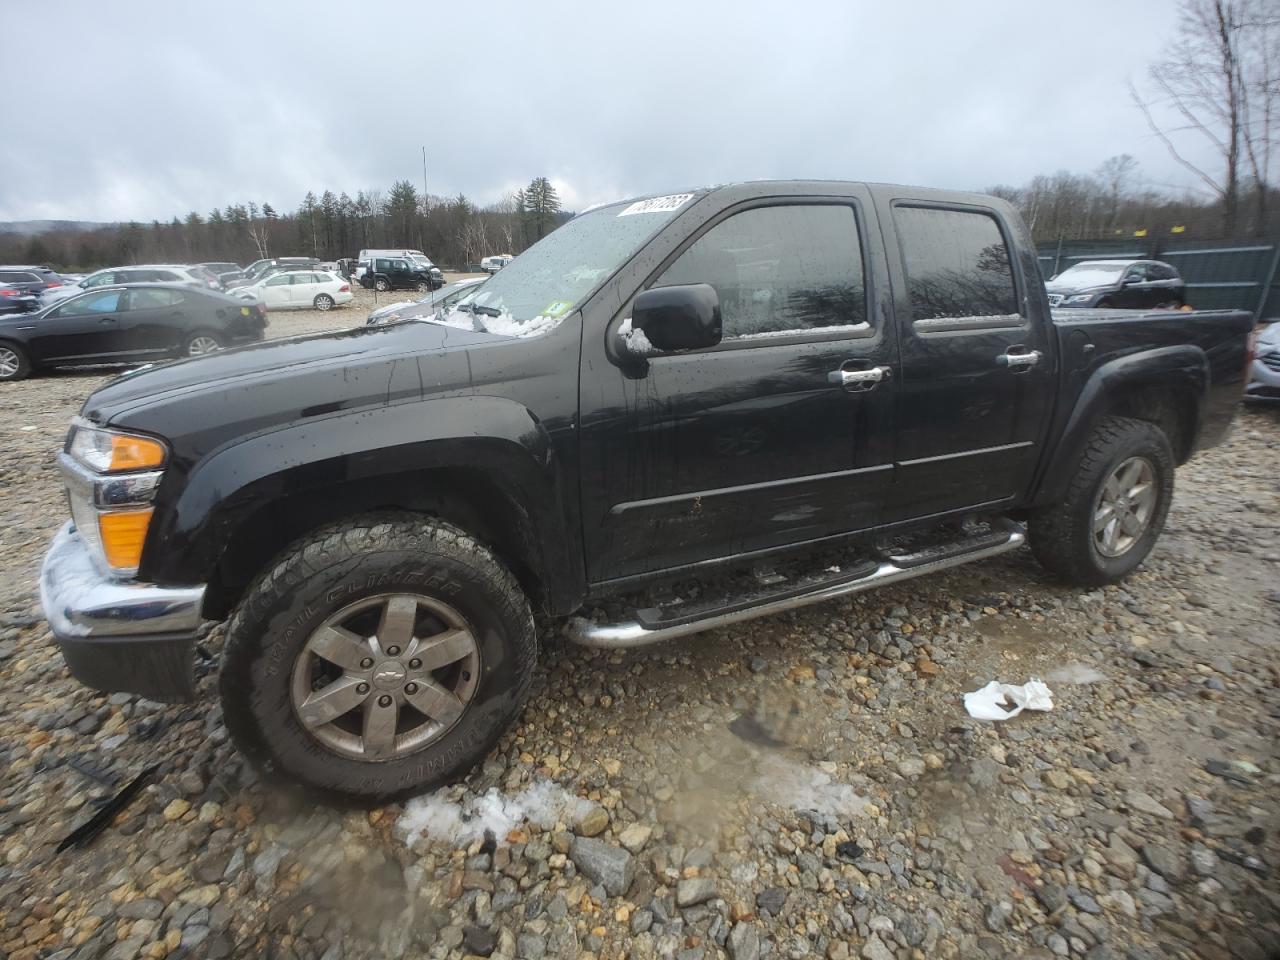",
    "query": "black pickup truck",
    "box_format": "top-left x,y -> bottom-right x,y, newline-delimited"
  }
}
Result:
39,181 -> 1253,800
